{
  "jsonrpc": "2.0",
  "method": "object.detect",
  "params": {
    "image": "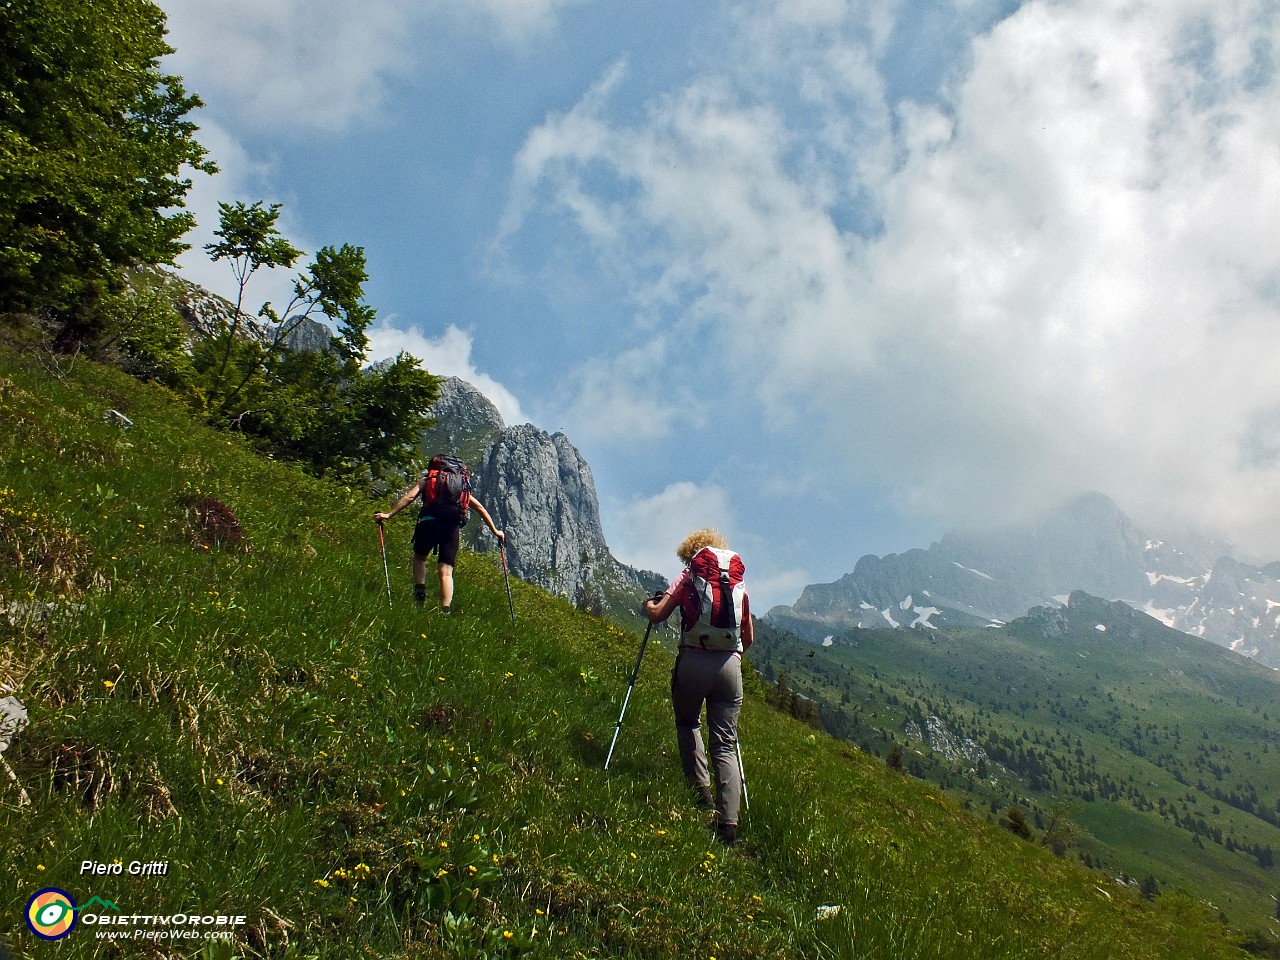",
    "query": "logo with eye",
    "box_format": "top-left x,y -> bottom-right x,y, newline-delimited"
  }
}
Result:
26,888 -> 77,940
